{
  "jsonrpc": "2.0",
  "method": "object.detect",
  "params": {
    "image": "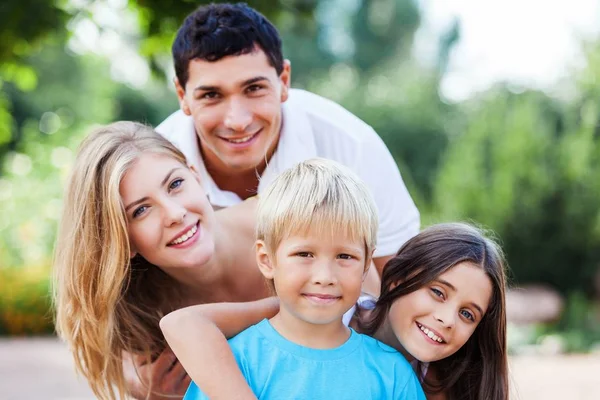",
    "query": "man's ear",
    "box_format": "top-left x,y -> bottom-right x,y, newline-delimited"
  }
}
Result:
279,59 -> 292,103
256,240 -> 275,280
174,77 -> 191,116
